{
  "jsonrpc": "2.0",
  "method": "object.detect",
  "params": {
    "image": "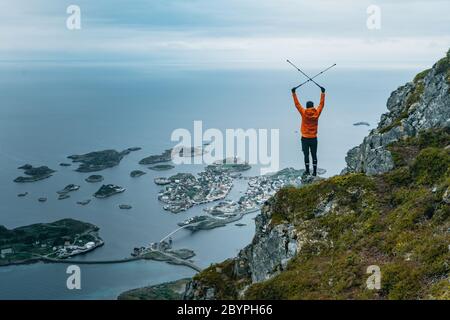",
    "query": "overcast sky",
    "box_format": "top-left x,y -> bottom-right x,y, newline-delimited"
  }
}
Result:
0,0 -> 449,69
